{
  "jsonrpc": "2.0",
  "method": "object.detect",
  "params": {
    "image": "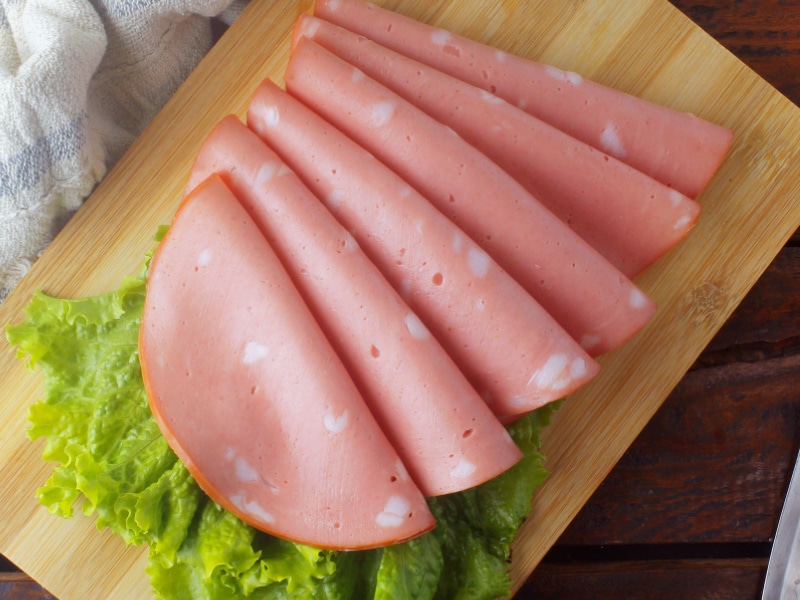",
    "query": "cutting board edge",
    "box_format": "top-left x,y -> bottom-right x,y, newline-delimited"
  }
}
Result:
1,0 -> 799,598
